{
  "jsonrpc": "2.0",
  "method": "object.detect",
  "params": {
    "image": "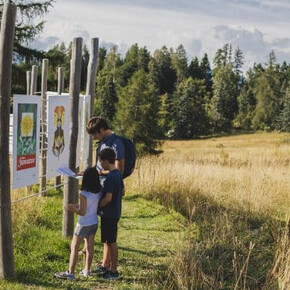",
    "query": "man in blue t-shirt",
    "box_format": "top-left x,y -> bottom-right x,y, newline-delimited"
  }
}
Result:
97,148 -> 124,280
86,116 -> 125,176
